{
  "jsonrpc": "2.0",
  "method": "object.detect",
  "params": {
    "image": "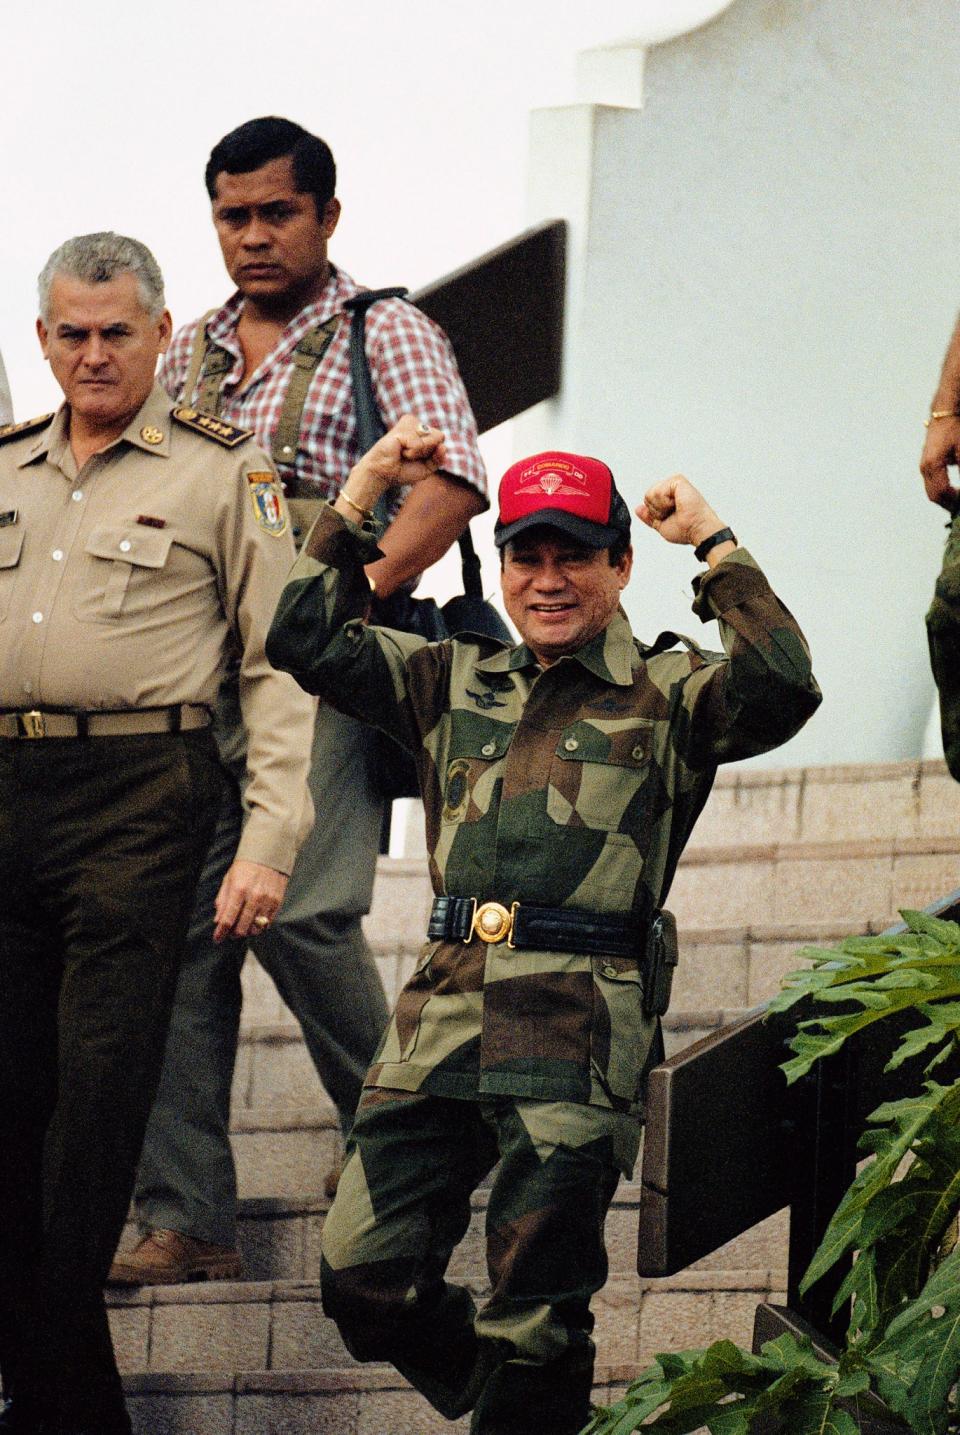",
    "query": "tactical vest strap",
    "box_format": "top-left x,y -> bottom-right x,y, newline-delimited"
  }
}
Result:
180,311 -> 342,477
270,316 -> 340,468
181,310 -> 221,413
